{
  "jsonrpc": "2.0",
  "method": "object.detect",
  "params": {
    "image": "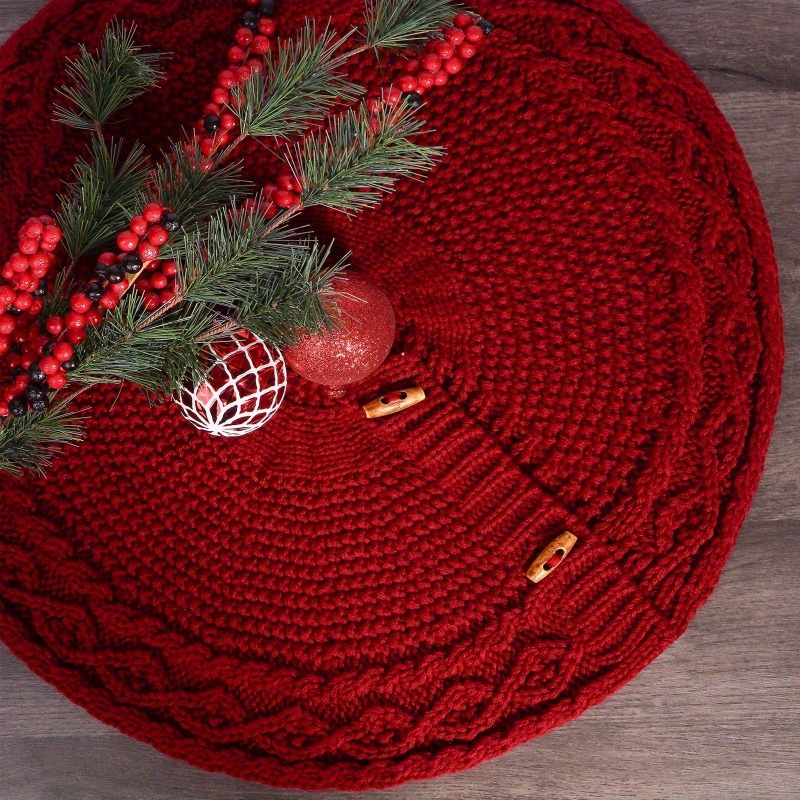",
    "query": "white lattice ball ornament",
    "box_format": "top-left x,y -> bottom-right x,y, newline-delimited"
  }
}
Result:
175,331 -> 287,437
